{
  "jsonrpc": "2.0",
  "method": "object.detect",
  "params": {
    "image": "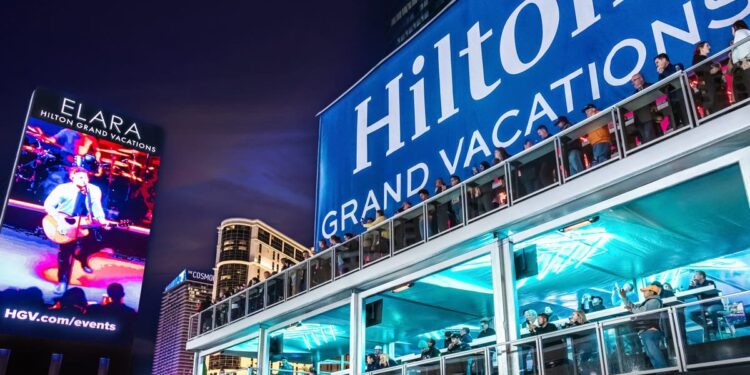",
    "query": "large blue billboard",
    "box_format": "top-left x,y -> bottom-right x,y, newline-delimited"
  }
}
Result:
315,0 -> 750,242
